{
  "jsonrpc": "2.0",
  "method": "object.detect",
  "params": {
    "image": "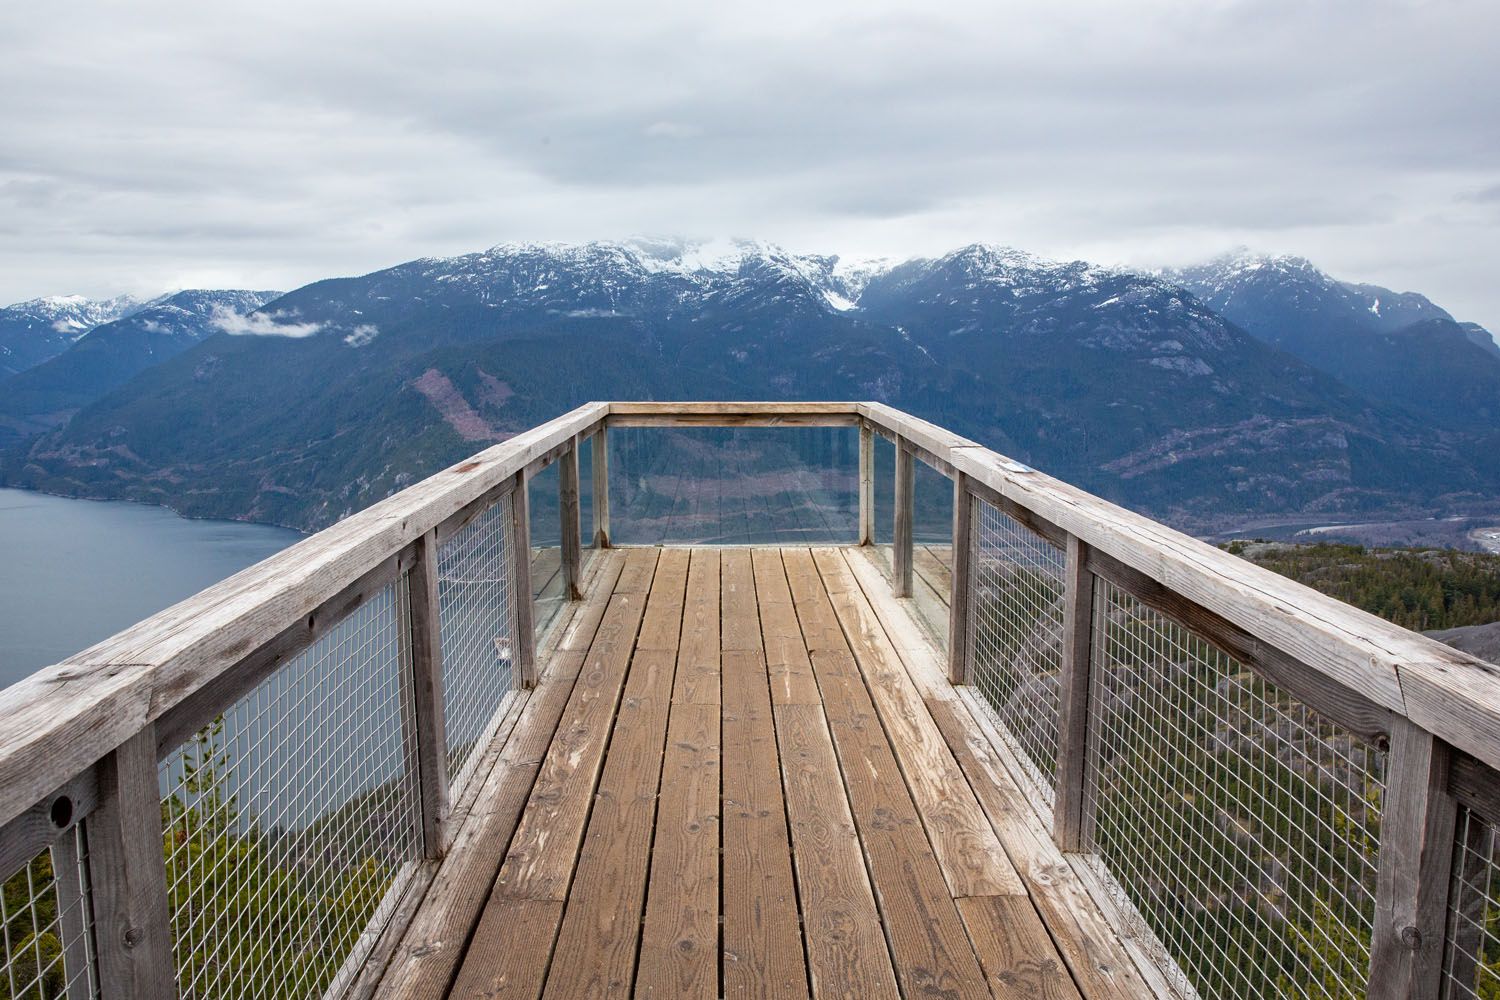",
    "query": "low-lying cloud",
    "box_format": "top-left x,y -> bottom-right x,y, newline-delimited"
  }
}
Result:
213,308 -> 323,338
